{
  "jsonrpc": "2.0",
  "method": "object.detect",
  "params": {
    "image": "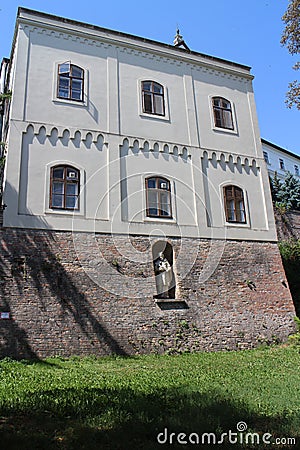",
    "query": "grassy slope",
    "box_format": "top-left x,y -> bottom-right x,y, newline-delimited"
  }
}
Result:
0,347 -> 299,449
